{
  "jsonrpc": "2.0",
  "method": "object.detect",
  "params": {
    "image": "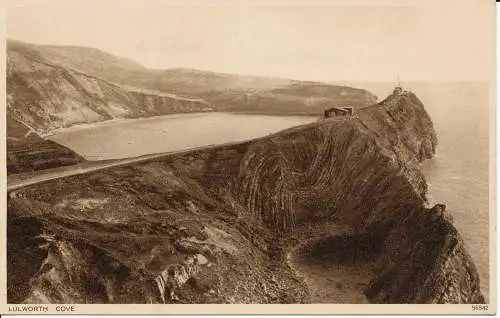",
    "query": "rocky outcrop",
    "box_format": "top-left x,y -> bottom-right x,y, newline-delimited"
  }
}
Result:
6,92 -> 483,304
7,114 -> 84,175
366,204 -> 484,303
